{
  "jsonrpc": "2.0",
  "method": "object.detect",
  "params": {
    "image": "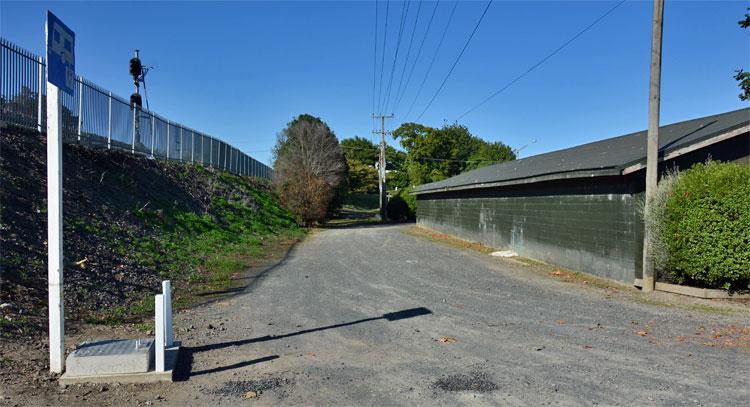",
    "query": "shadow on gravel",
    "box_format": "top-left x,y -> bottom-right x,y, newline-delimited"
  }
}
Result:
174,307 -> 432,380
192,236 -> 301,302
